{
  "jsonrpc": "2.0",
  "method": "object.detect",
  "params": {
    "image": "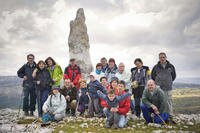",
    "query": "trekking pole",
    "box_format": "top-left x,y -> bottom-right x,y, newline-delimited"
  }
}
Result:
75,89 -> 82,116
157,114 -> 167,127
18,87 -> 24,116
